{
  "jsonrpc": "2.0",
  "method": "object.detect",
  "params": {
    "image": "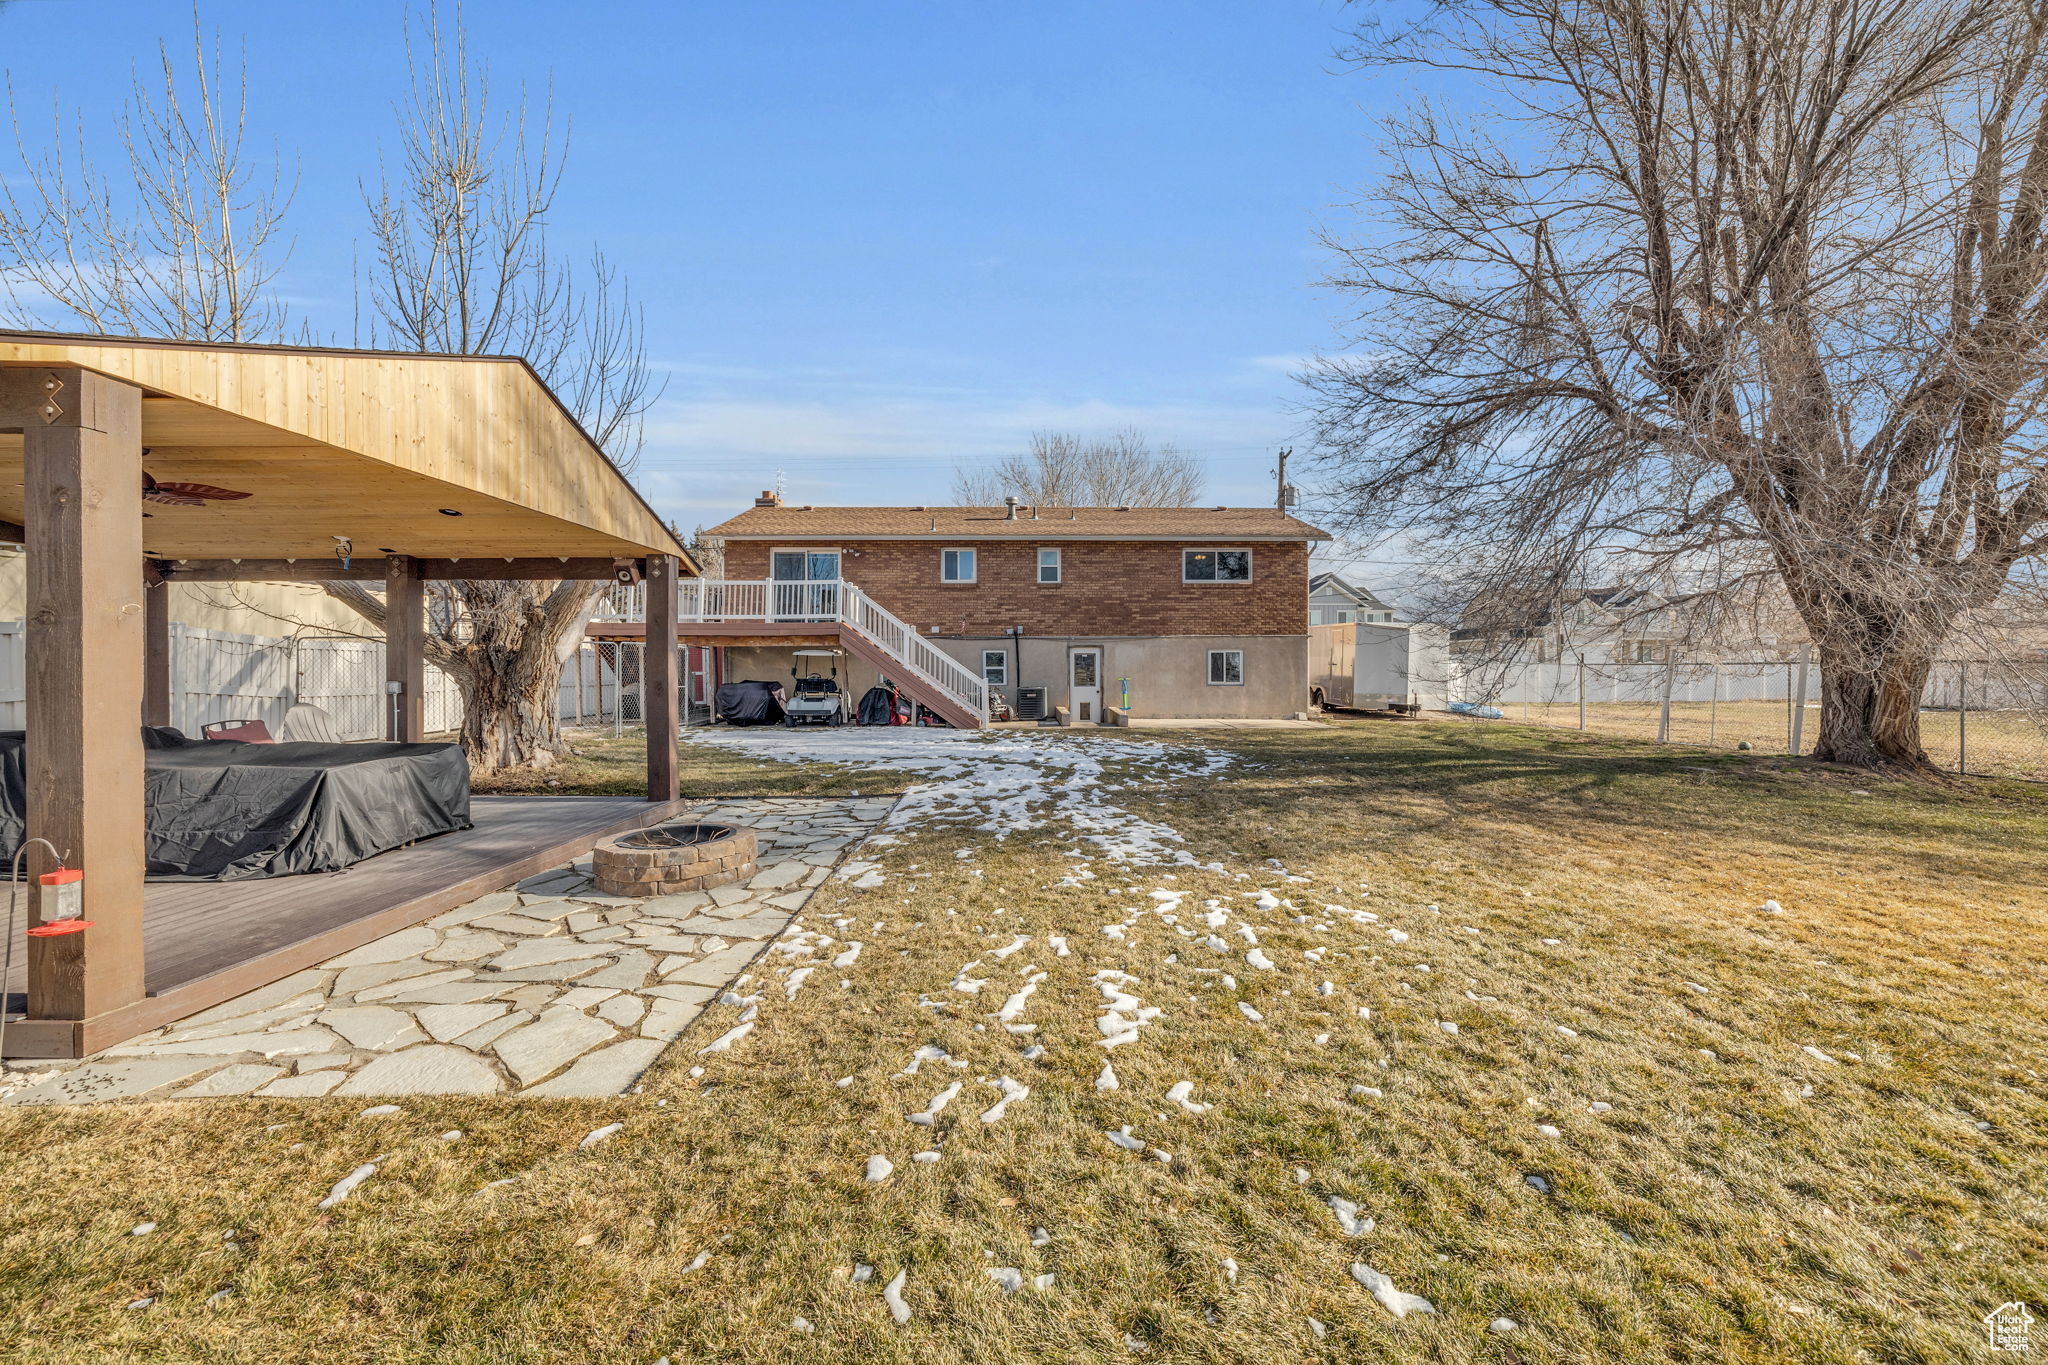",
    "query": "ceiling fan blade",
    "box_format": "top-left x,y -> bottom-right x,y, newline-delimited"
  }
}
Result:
144,489 -> 207,507
152,481 -> 252,502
